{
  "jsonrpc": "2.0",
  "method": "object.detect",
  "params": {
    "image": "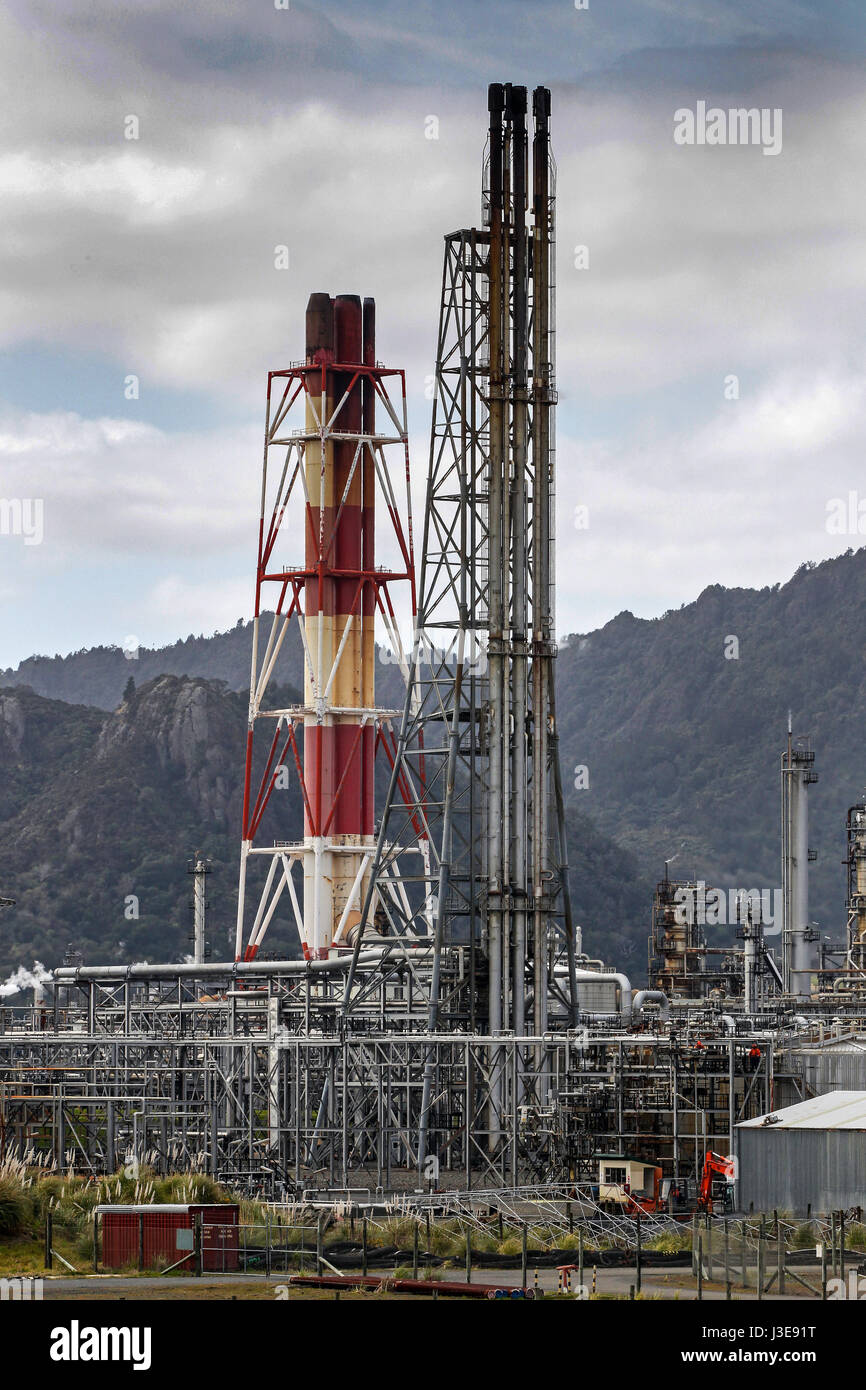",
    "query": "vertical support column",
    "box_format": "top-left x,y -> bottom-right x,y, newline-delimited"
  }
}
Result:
500,97 -> 513,1033
107,1040 -> 117,1173
531,84 -> 553,1038
486,82 -> 506,1041
360,298 -> 377,928
509,84 -> 529,1036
